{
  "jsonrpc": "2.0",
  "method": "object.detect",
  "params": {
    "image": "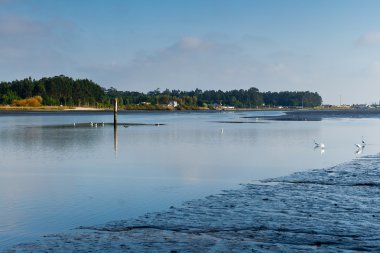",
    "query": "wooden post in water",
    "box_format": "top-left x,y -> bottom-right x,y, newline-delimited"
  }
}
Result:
113,98 -> 118,127
113,98 -> 118,157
